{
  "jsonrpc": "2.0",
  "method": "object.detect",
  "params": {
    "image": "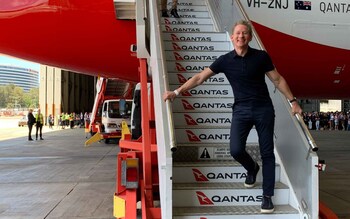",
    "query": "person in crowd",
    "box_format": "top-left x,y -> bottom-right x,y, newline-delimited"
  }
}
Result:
35,109 -> 44,140
163,20 -> 302,213
334,112 -> 339,130
27,109 -> 36,141
315,114 -> 320,131
80,112 -> 84,128
161,0 -> 179,18
48,114 -> 53,129
329,112 -> 334,130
